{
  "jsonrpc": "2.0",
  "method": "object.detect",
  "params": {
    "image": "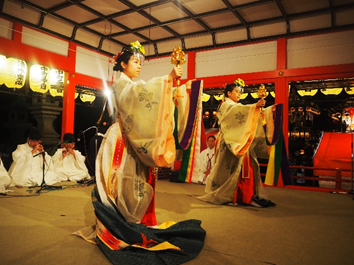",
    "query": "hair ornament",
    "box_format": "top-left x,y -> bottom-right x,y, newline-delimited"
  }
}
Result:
109,52 -> 121,65
130,41 -> 145,55
234,78 -> 245,87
